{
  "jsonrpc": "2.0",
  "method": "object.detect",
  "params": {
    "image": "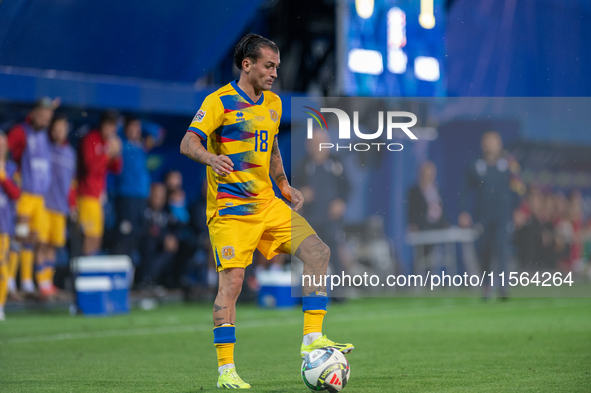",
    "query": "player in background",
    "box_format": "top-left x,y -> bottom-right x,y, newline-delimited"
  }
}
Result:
0,131 -> 22,320
181,34 -> 353,389
77,110 -> 122,255
38,114 -> 77,299
7,97 -> 56,296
